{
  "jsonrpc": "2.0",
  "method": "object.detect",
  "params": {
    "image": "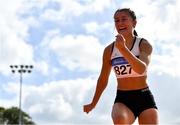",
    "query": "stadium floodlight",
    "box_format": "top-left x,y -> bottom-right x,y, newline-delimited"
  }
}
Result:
10,65 -> 33,125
